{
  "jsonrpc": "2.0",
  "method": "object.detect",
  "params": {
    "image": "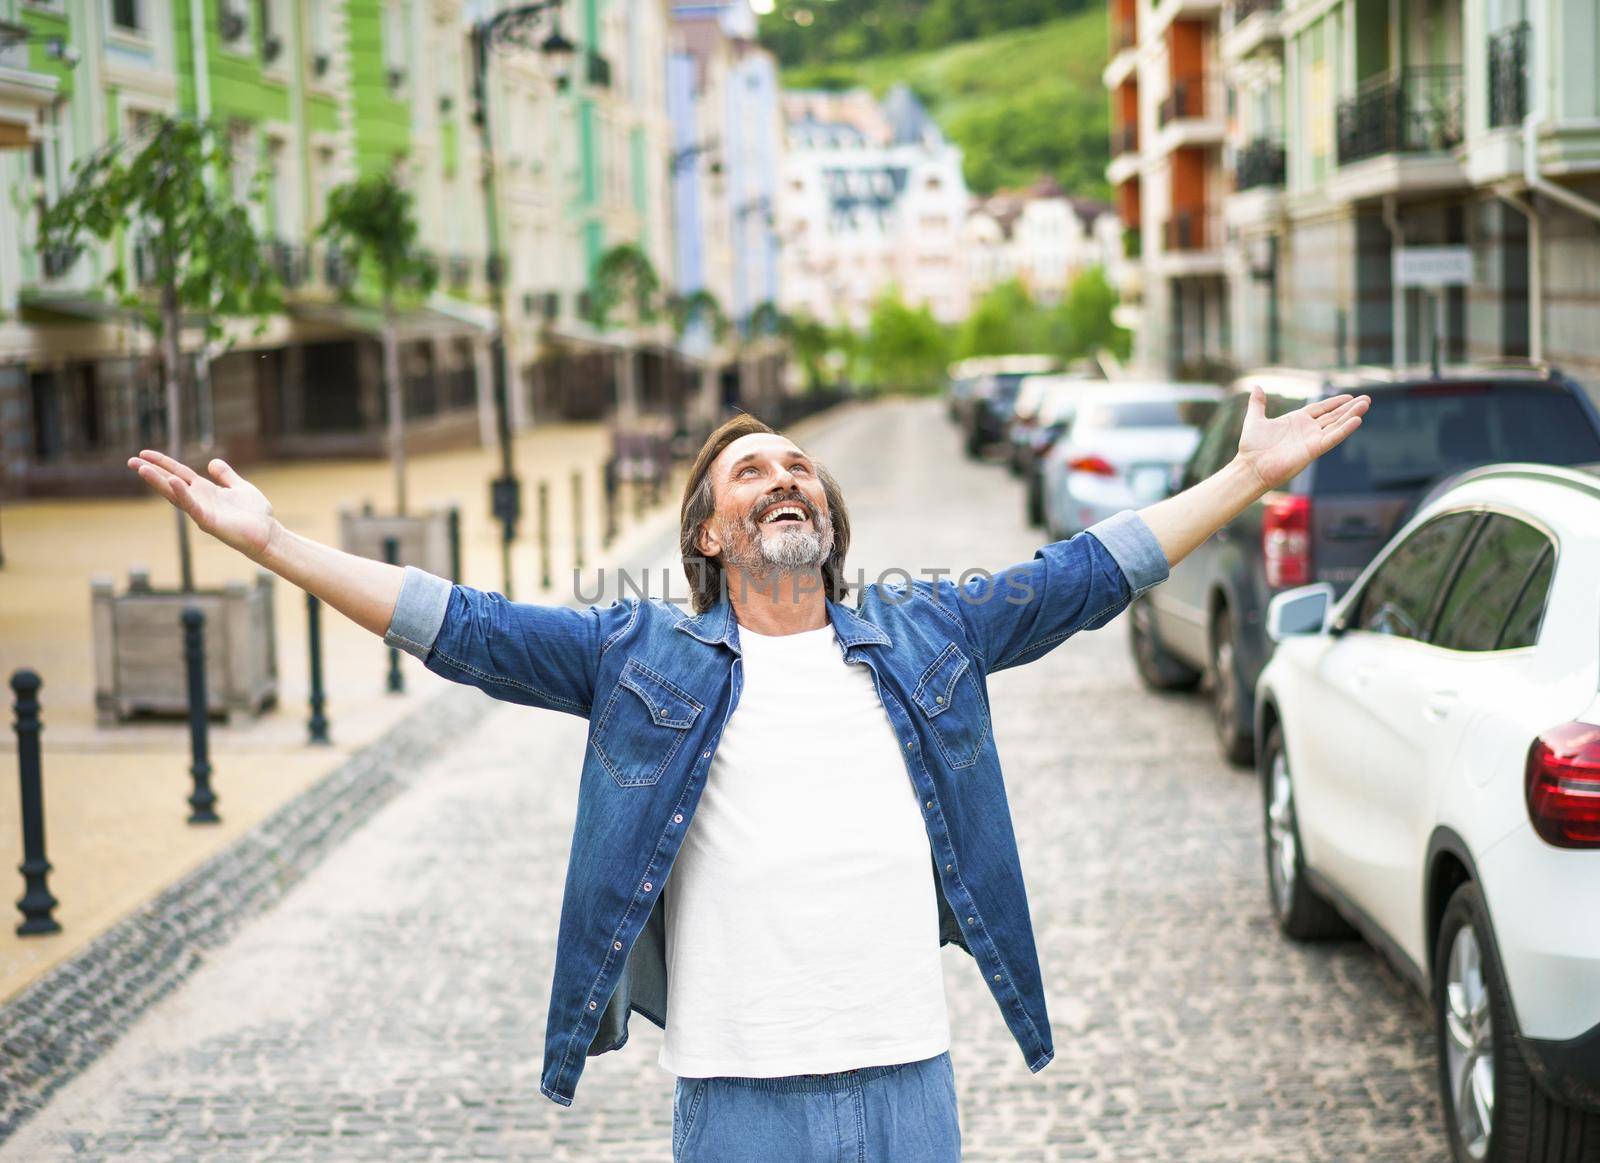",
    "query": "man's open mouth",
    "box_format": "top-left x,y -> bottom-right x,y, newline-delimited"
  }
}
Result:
758,504 -> 810,526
